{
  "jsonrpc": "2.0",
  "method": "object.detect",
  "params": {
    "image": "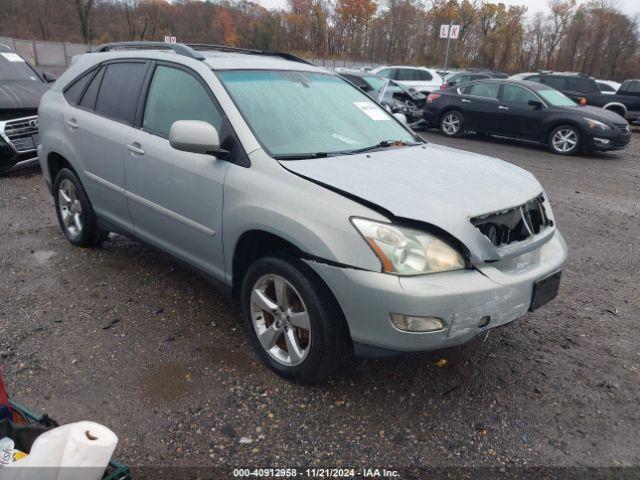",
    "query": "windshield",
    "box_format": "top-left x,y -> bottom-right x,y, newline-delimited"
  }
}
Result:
538,89 -> 577,107
0,53 -> 41,82
217,70 -> 416,158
